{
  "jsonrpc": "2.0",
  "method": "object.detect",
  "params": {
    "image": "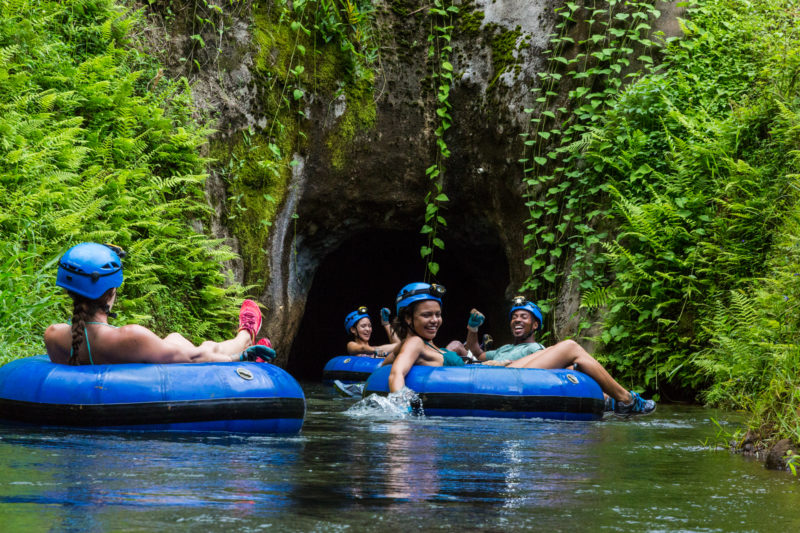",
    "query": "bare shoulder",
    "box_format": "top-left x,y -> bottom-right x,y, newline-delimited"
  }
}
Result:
44,323 -> 71,363
407,336 -> 425,347
116,324 -> 158,339
399,336 -> 425,354
346,341 -> 367,354
44,322 -> 70,339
